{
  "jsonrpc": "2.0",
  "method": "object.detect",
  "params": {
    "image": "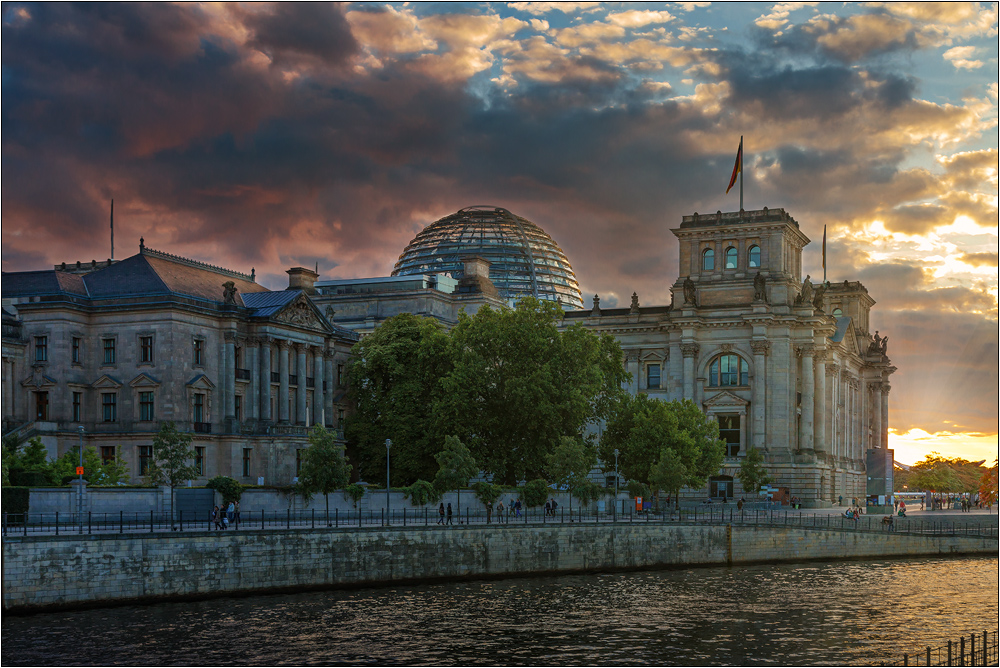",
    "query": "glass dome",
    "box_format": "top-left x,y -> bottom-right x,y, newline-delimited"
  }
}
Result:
392,206 -> 584,309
